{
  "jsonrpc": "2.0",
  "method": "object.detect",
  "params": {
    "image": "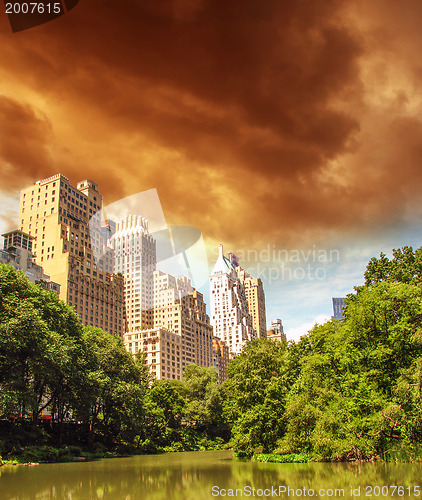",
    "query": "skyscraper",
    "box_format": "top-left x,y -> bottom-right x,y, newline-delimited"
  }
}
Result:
212,337 -> 229,383
18,174 -> 124,335
123,327 -> 182,380
237,267 -> 267,338
210,244 -> 256,356
110,215 -> 157,331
